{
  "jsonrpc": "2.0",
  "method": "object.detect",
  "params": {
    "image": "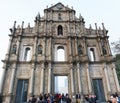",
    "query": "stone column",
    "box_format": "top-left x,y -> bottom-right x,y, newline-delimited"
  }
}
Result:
77,63 -> 82,93
83,38 -> 87,56
29,64 -> 35,95
50,21 -> 52,35
15,38 -> 21,61
6,38 -> 12,55
0,67 -> 6,94
75,38 -> 78,56
3,64 -> 15,103
48,63 -> 51,93
104,65 -> 111,92
6,21 -> 16,58
40,64 -> 44,93
86,64 -> 92,93
112,66 -> 120,92
105,39 -> 112,55
70,64 -> 74,94
43,37 -> 46,60
16,39 -> 20,55
33,37 -> 37,60
98,39 -> 103,55
49,38 -> 52,60
69,37 -> 72,61
5,37 -> 12,60
8,63 -> 16,94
